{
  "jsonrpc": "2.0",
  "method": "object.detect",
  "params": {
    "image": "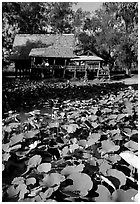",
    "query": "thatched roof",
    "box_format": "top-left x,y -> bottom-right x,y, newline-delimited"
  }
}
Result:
71,55 -> 104,61
10,34 -> 76,60
29,46 -> 77,58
